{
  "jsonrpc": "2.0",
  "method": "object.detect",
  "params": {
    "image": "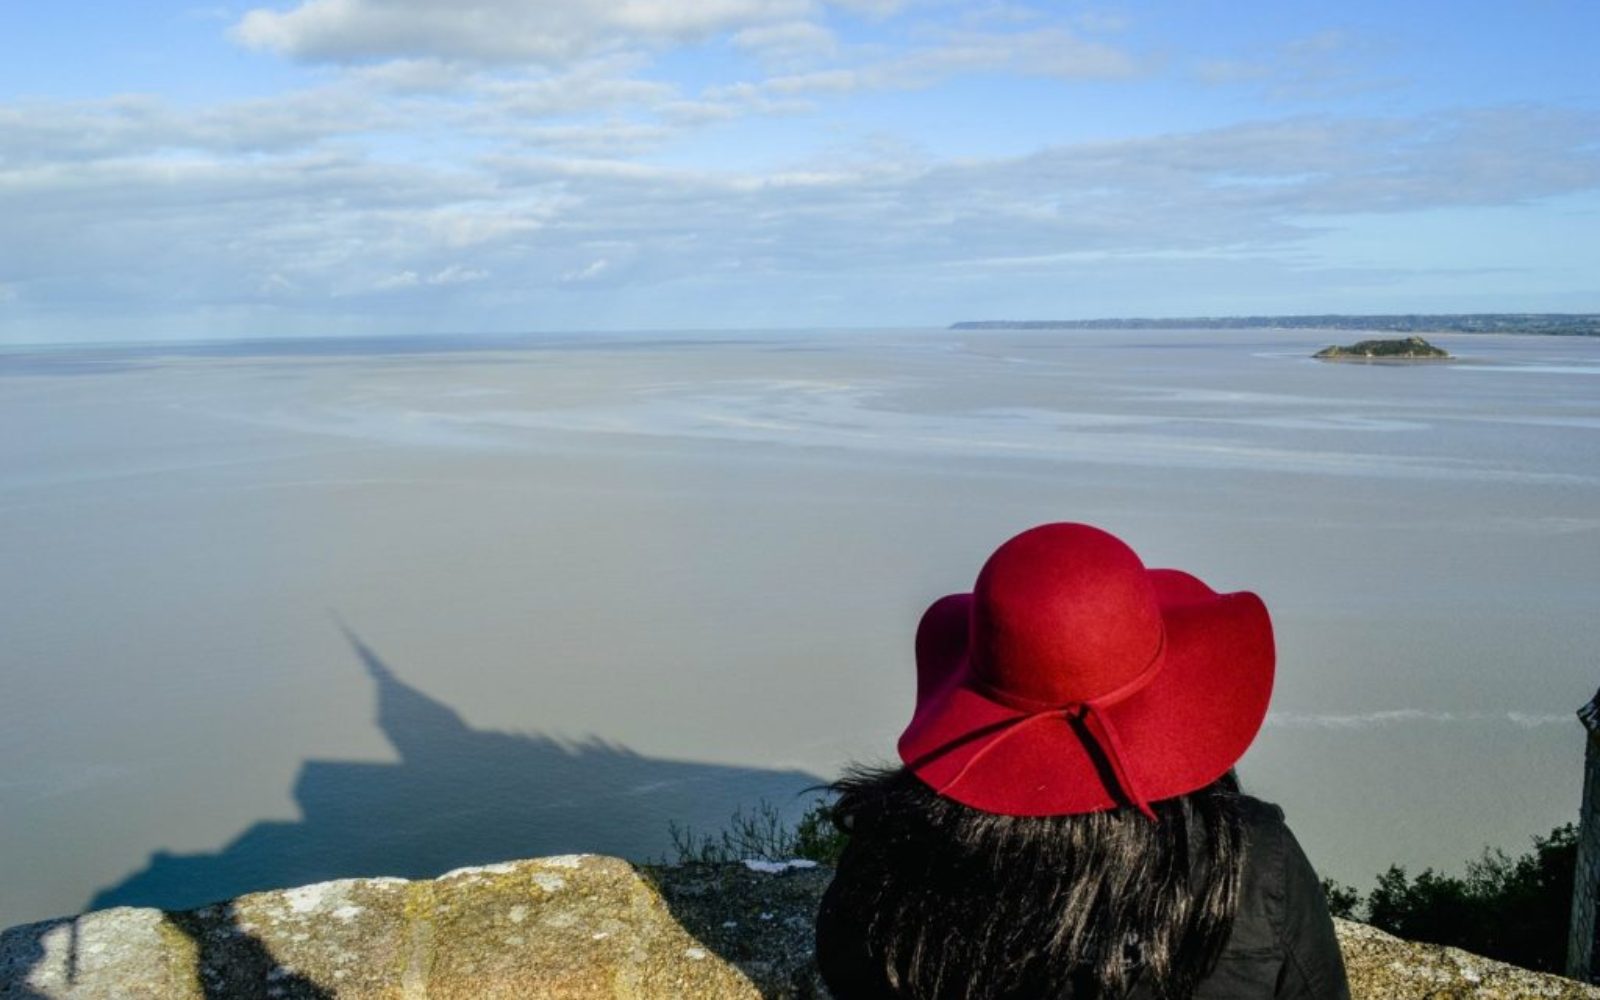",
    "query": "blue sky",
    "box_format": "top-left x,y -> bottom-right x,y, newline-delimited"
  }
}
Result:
2,0 -> 1597,342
